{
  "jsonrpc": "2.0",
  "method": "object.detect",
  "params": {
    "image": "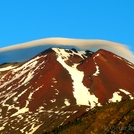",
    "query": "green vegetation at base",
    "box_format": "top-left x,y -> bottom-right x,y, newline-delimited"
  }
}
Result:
45,99 -> 134,134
